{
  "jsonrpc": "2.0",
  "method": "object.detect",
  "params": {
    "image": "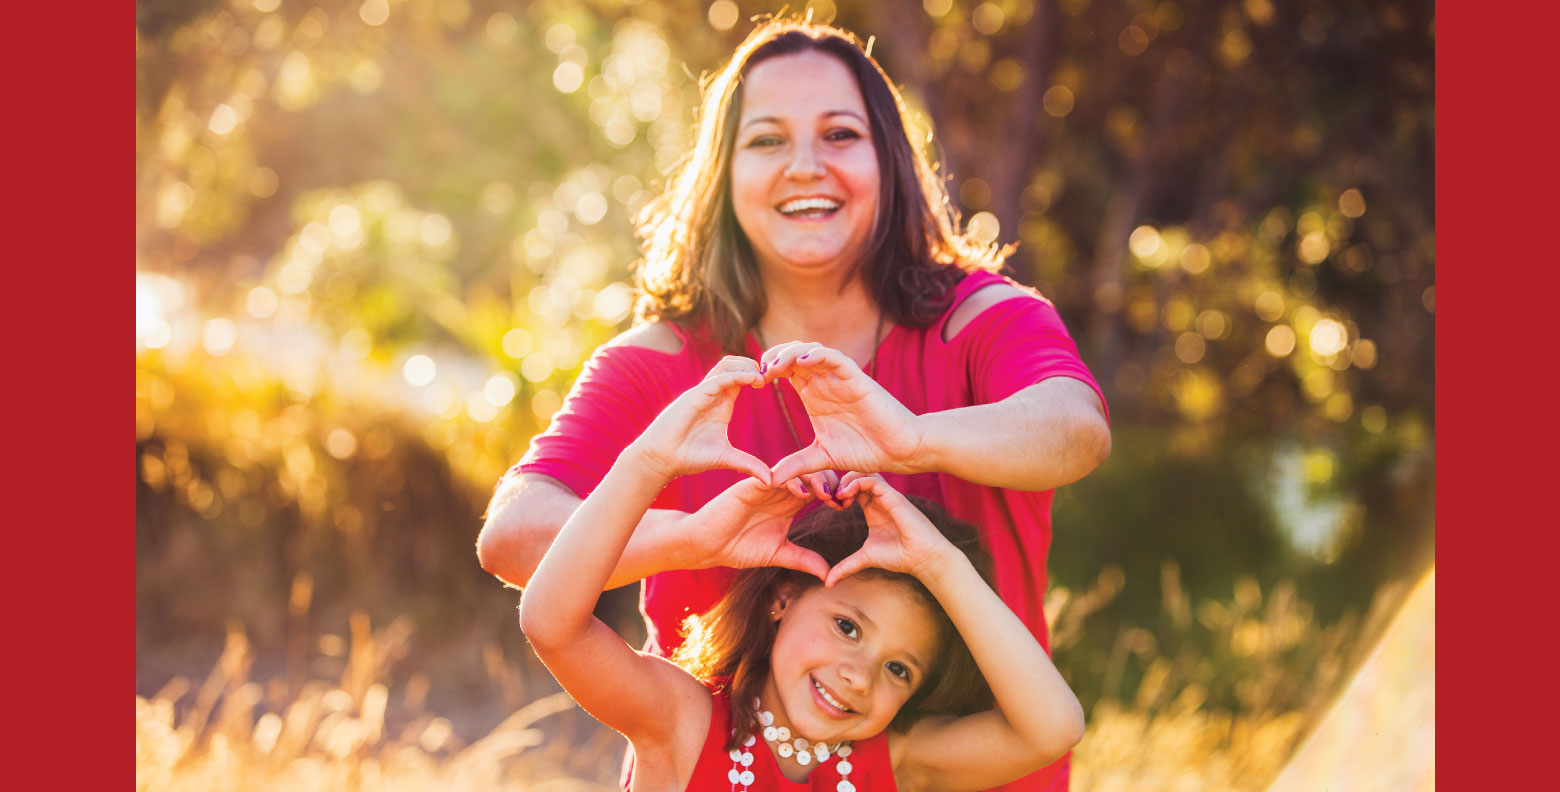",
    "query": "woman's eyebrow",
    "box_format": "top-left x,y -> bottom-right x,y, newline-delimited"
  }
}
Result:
739,110 -> 867,130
